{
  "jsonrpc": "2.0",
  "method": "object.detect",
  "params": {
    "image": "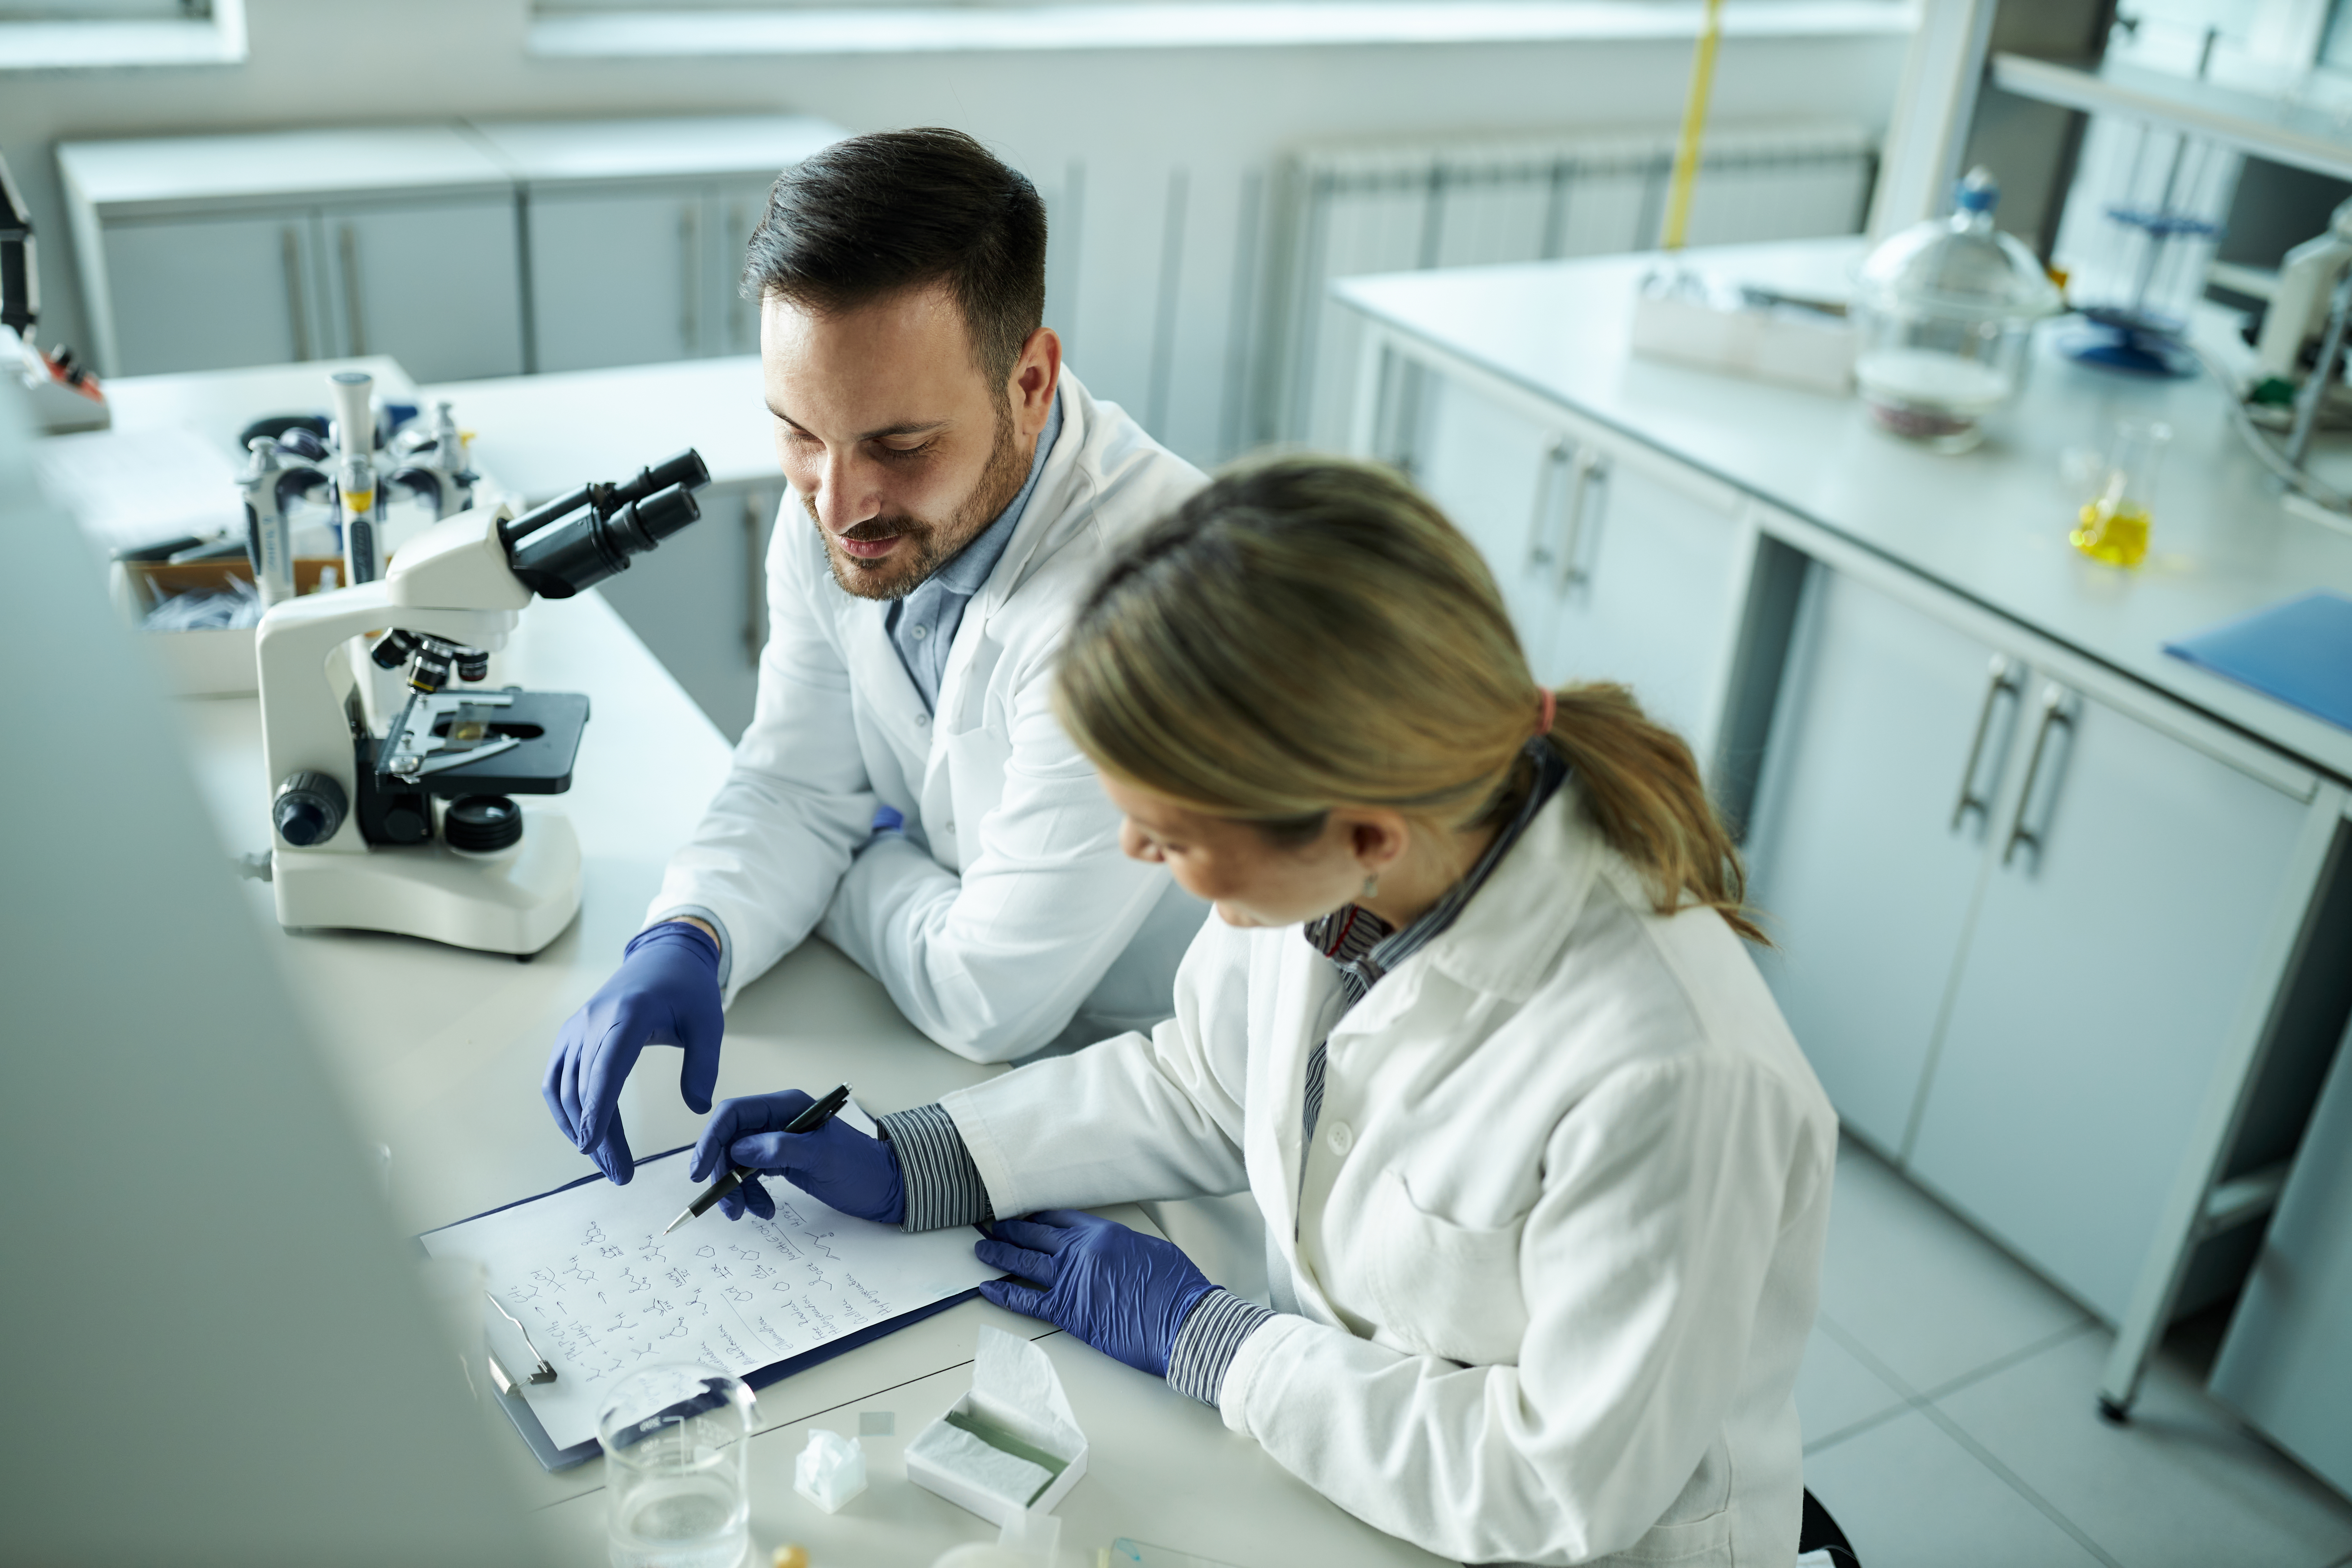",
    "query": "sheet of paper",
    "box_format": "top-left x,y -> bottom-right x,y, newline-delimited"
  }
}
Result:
32,426 -> 244,552
421,1148 -> 996,1451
